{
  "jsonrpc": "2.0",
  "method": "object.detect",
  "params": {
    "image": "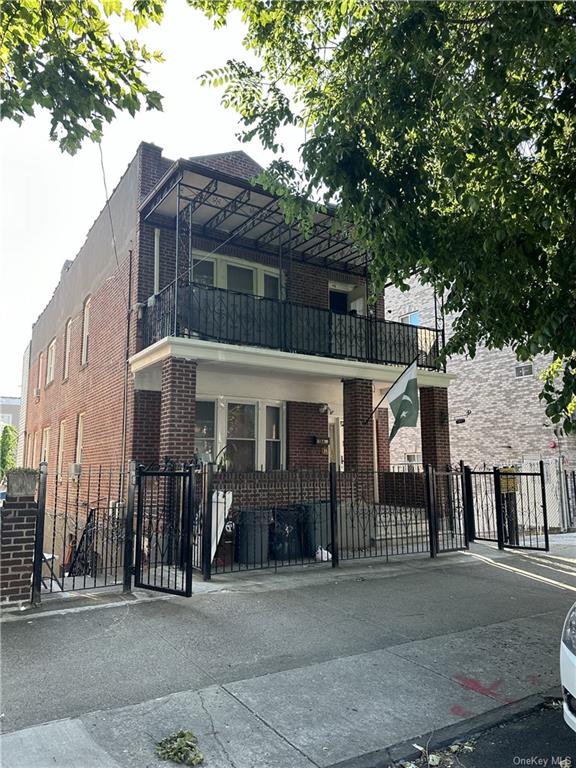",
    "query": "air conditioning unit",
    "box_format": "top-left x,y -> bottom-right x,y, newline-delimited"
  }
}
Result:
69,463 -> 82,480
33,387 -> 41,398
